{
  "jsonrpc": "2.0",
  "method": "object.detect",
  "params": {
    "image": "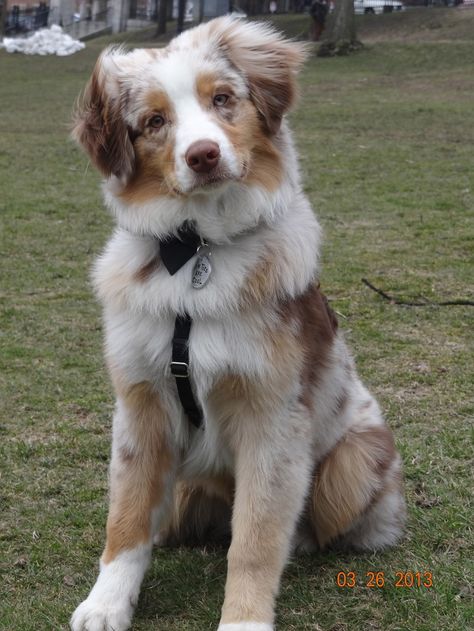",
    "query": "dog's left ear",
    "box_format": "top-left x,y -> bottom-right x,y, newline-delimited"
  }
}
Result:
72,48 -> 135,181
215,18 -> 310,135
